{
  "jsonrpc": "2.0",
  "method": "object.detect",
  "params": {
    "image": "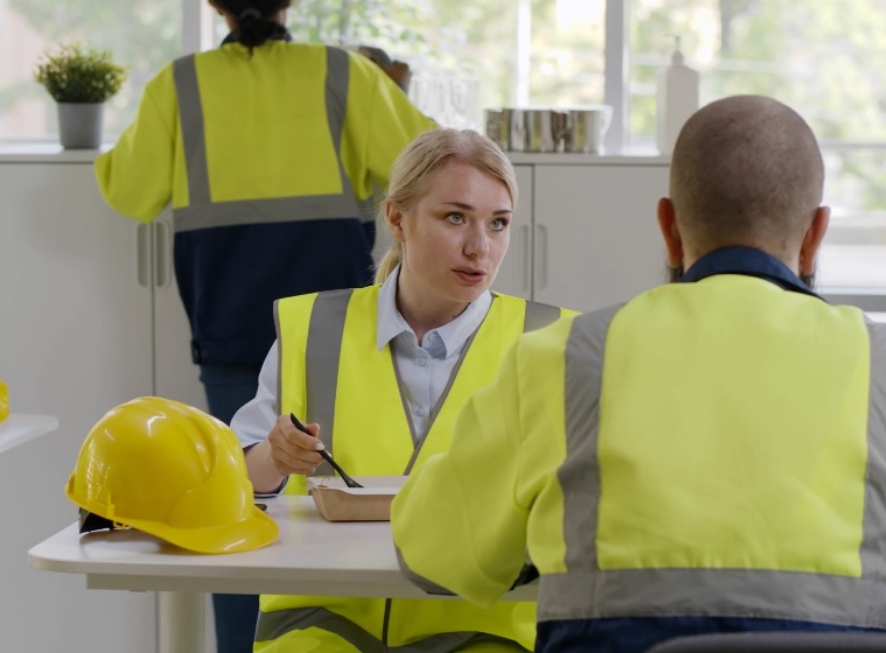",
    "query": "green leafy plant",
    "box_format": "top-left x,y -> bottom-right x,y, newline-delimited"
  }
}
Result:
34,42 -> 128,104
